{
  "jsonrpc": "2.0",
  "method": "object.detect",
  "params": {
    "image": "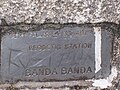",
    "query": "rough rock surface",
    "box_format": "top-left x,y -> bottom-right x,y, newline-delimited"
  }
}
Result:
0,0 -> 120,90
0,0 -> 120,24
